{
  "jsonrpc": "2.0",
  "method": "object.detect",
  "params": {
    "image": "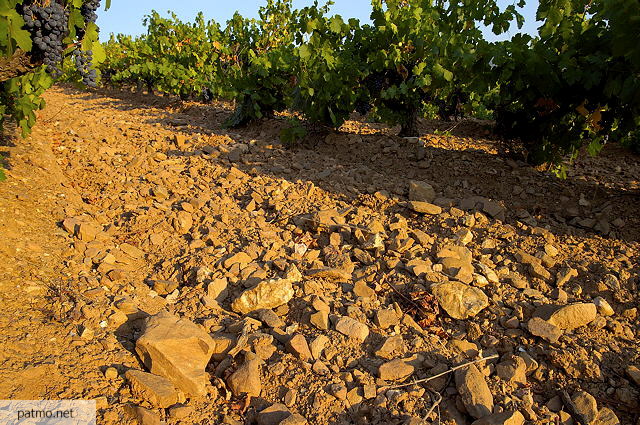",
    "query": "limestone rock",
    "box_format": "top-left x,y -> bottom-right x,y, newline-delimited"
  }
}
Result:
308,209 -> 345,231
173,211 -> 193,234
556,267 -> 578,287
227,352 -> 262,397
280,414 -> 307,425
409,181 -> 436,203
232,279 -> 294,314
329,383 -> 348,400
527,317 -> 563,344
353,280 -> 376,298
375,309 -> 400,329
409,201 -> 442,215
455,228 -> 474,245
168,405 -> 193,420
547,303 -> 597,330
125,370 -> 181,408
482,200 -> 506,220
309,310 -> 329,330
135,311 -> 215,396
379,359 -> 414,381
224,252 -> 252,269
257,403 -> 291,425
432,281 -> 489,319
496,356 -> 527,384
256,403 -> 307,425
124,405 -> 161,425
335,316 -> 369,342
207,278 -> 229,302
125,405 -> 161,425
455,364 -> 494,419
529,262 -> 551,280
286,334 -> 312,361
570,391 -> 598,425
153,280 -> 178,296
210,333 -> 235,361
256,309 -> 285,328
437,245 -> 474,283
77,222 -> 102,241
626,365 -> 640,386
375,335 -> 405,359
309,335 -> 329,360
595,408 -> 620,425
593,297 -> 614,316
